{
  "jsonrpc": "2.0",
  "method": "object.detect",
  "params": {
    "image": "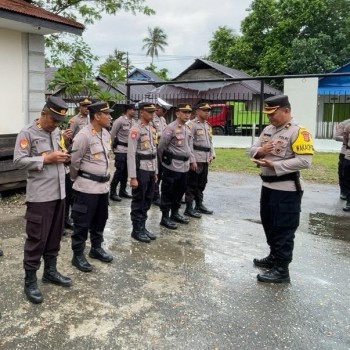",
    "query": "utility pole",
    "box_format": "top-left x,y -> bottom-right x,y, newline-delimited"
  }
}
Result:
126,51 -> 130,103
